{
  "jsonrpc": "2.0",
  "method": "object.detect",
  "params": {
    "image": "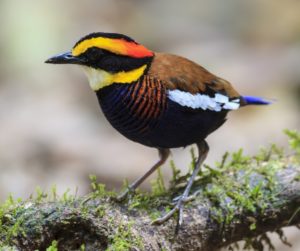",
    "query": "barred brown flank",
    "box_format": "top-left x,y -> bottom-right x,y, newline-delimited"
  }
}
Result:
139,78 -> 153,119
130,78 -> 147,113
130,77 -> 142,100
135,77 -> 148,116
148,78 -> 160,119
133,76 -> 167,120
125,82 -> 140,111
135,91 -> 148,115
144,78 -> 159,120
158,79 -> 167,115
156,78 -> 162,103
